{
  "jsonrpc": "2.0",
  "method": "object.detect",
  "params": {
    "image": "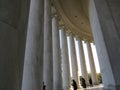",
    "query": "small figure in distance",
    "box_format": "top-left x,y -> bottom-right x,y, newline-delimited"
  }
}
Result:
89,77 -> 93,87
43,82 -> 46,90
72,79 -> 78,90
80,76 -> 86,88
